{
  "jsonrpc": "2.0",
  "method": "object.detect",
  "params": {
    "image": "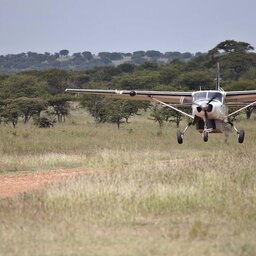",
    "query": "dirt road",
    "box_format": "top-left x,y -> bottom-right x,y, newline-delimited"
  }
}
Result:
0,157 -> 207,199
0,169 -> 95,199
